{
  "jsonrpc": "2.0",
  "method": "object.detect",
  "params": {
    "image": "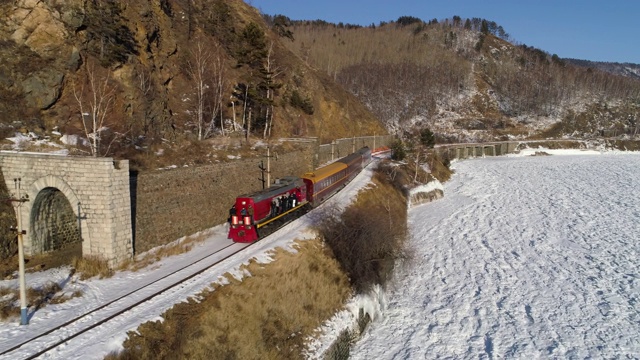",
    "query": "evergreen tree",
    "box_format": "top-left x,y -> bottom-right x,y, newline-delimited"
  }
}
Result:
390,139 -> 406,161
480,20 -> 489,34
273,15 -> 294,41
237,22 -> 268,69
419,128 -> 435,148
